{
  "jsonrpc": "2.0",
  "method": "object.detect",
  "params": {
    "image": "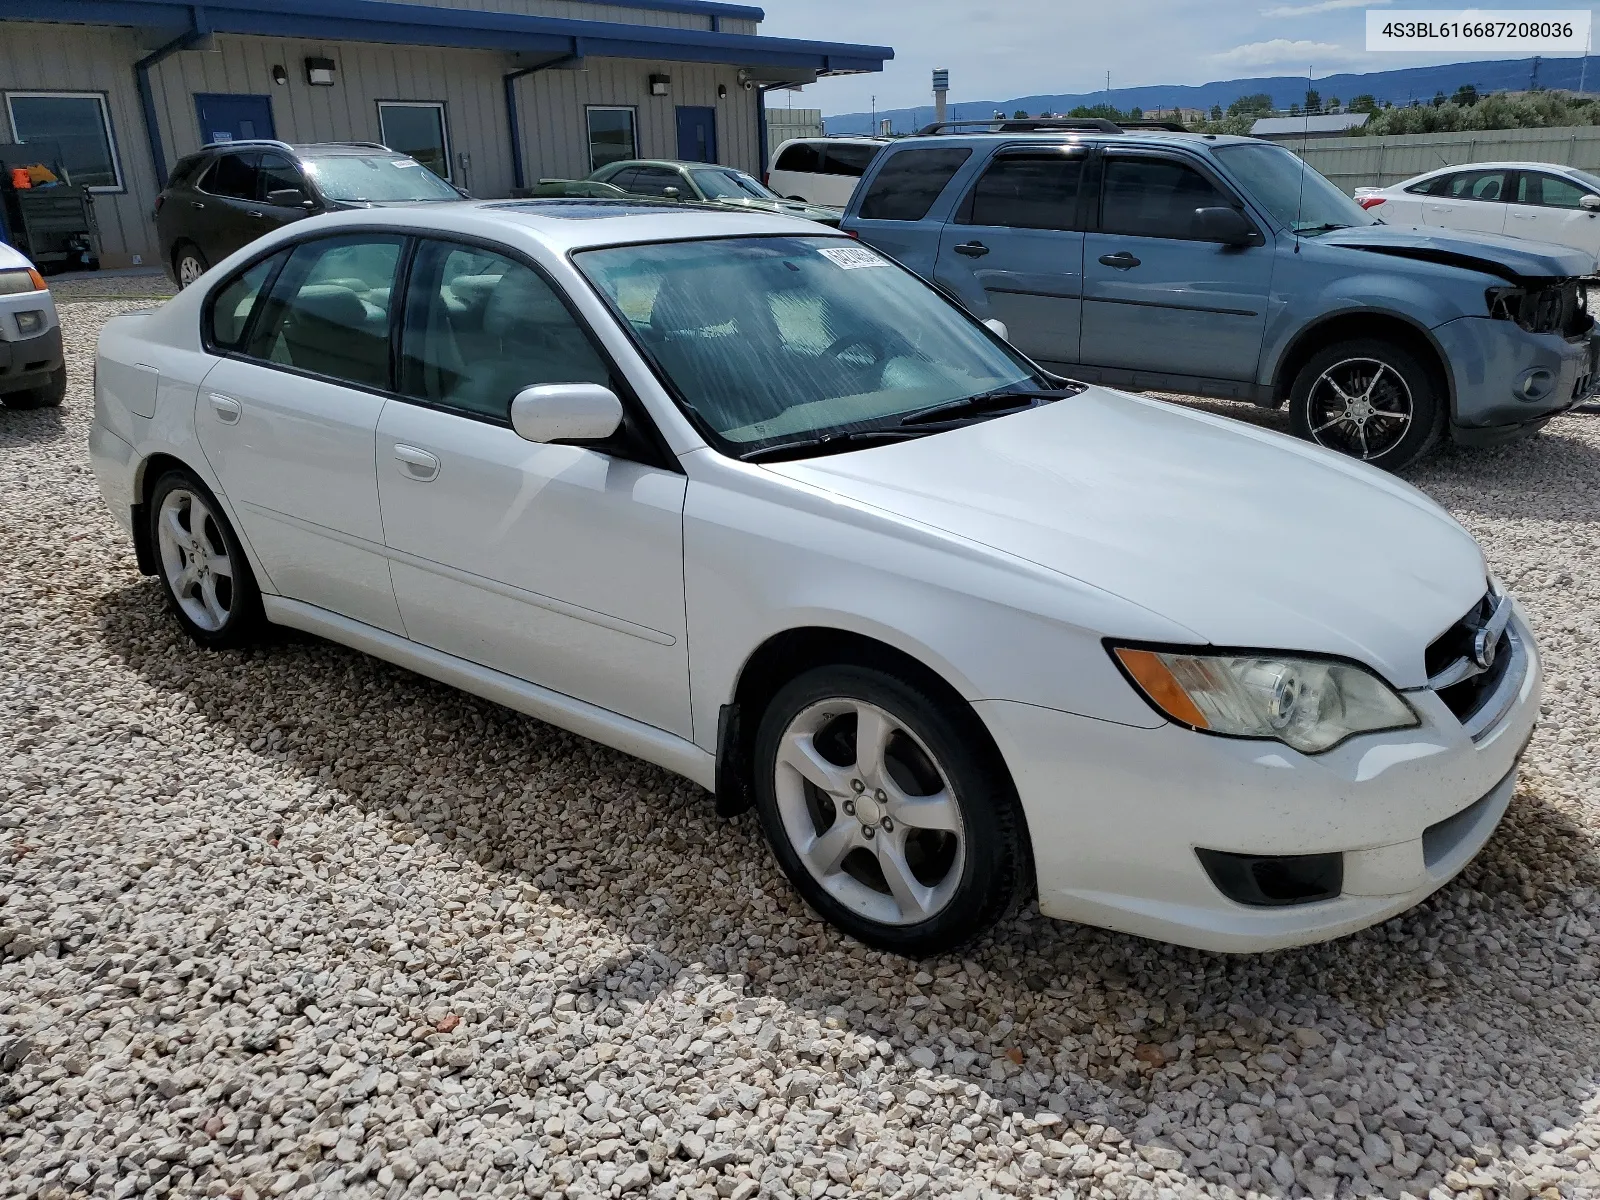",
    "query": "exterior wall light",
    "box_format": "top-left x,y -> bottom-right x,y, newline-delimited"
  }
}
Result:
305,57 -> 337,86
272,64 -> 289,86
649,73 -> 671,96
